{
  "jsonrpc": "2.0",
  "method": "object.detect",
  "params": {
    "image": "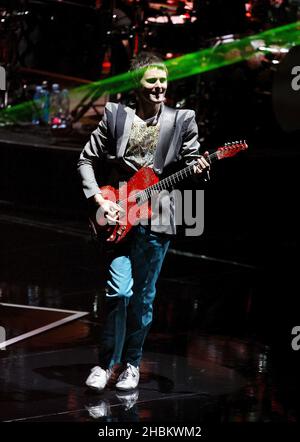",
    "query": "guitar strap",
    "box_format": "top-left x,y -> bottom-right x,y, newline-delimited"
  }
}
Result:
153,105 -> 178,173
114,103 -> 127,148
